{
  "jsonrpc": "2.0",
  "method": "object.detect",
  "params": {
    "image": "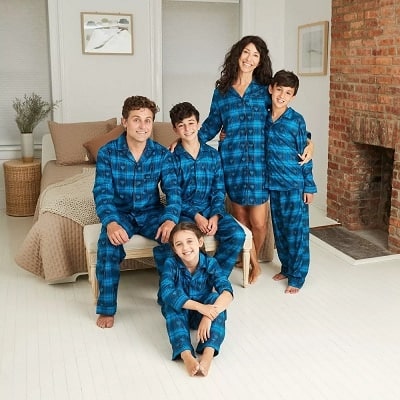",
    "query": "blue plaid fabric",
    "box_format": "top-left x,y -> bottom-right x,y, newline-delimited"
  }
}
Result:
198,81 -> 271,205
93,133 -> 181,315
172,143 -> 245,276
158,252 -> 233,359
265,107 -> 317,193
265,107 -> 317,289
